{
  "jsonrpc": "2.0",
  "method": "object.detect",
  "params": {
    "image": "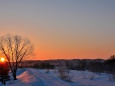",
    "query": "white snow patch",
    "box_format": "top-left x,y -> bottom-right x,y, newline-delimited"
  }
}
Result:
2,68 -> 115,86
